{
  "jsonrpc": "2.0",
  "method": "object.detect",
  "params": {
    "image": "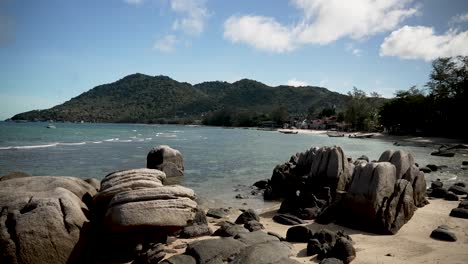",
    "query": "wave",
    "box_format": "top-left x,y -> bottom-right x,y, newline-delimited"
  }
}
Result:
92,141 -> 103,144
0,143 -> 59,150
60,142 -> 86,146
104,138 -> 119,142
